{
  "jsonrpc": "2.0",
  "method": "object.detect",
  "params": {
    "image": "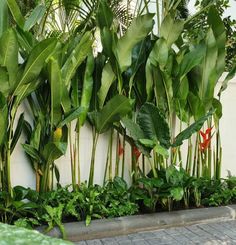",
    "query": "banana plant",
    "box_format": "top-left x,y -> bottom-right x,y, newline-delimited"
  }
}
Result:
22,32 -> 93,192
0,28 -> 57,192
